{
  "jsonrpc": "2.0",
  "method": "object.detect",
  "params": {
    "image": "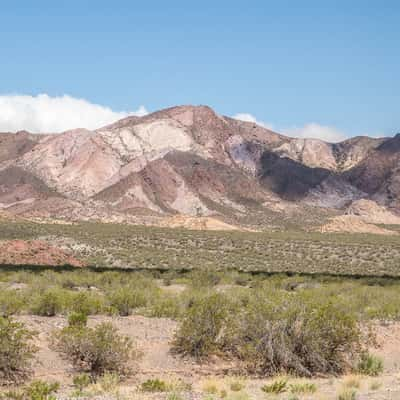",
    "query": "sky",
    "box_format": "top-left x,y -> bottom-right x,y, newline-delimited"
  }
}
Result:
0,0 -> 399,141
